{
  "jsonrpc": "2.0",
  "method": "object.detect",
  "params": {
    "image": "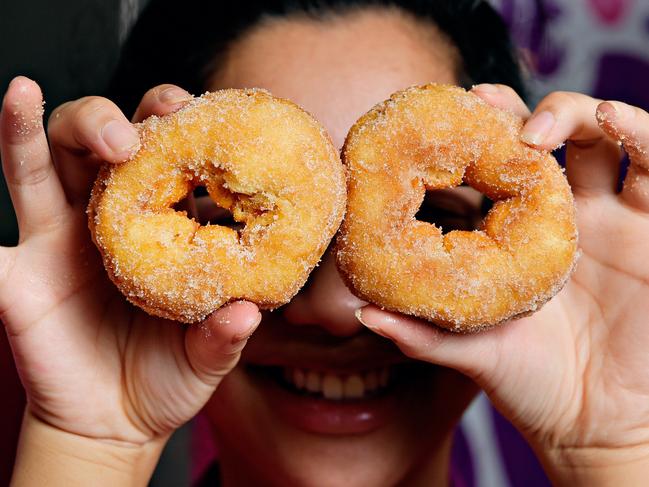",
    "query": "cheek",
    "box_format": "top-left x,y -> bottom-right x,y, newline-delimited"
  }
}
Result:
205,367 -> 263,435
